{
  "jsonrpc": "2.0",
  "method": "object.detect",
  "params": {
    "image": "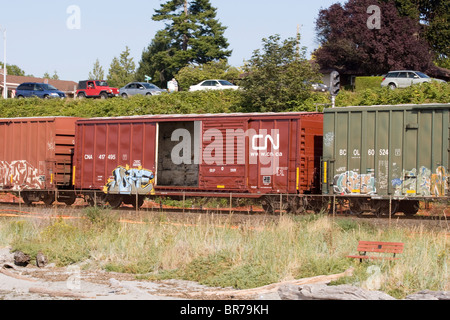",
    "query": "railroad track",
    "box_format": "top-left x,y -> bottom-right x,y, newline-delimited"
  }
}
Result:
0,200 -> 448,222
